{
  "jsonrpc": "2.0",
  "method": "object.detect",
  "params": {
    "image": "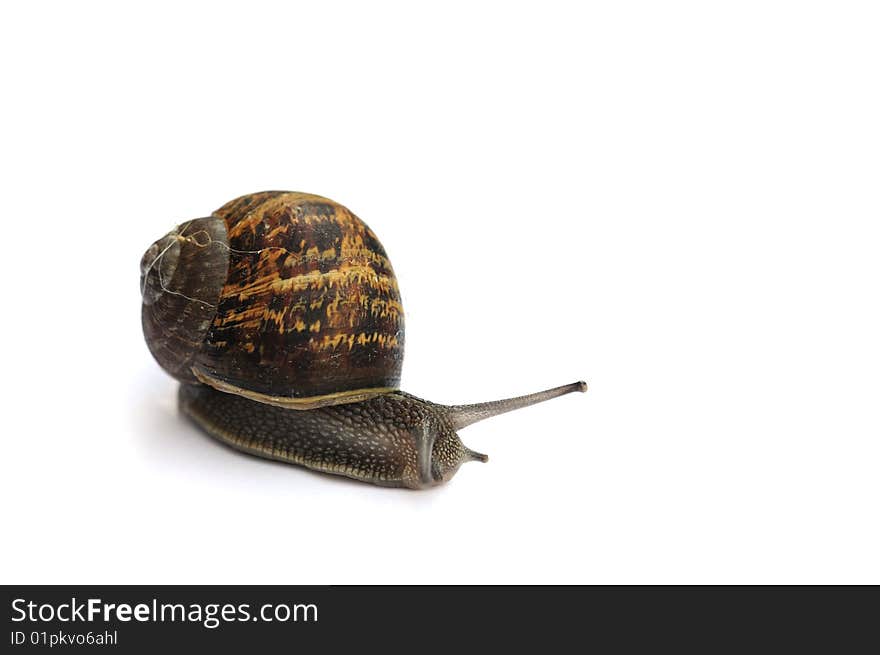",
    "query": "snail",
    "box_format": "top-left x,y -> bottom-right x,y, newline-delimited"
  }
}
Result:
140,191 -> 586,488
